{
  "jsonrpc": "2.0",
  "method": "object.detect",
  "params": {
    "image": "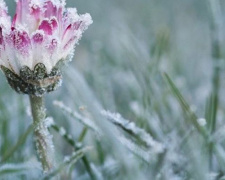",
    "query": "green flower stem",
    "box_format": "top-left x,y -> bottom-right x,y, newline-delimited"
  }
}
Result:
29,95 -> 55,173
